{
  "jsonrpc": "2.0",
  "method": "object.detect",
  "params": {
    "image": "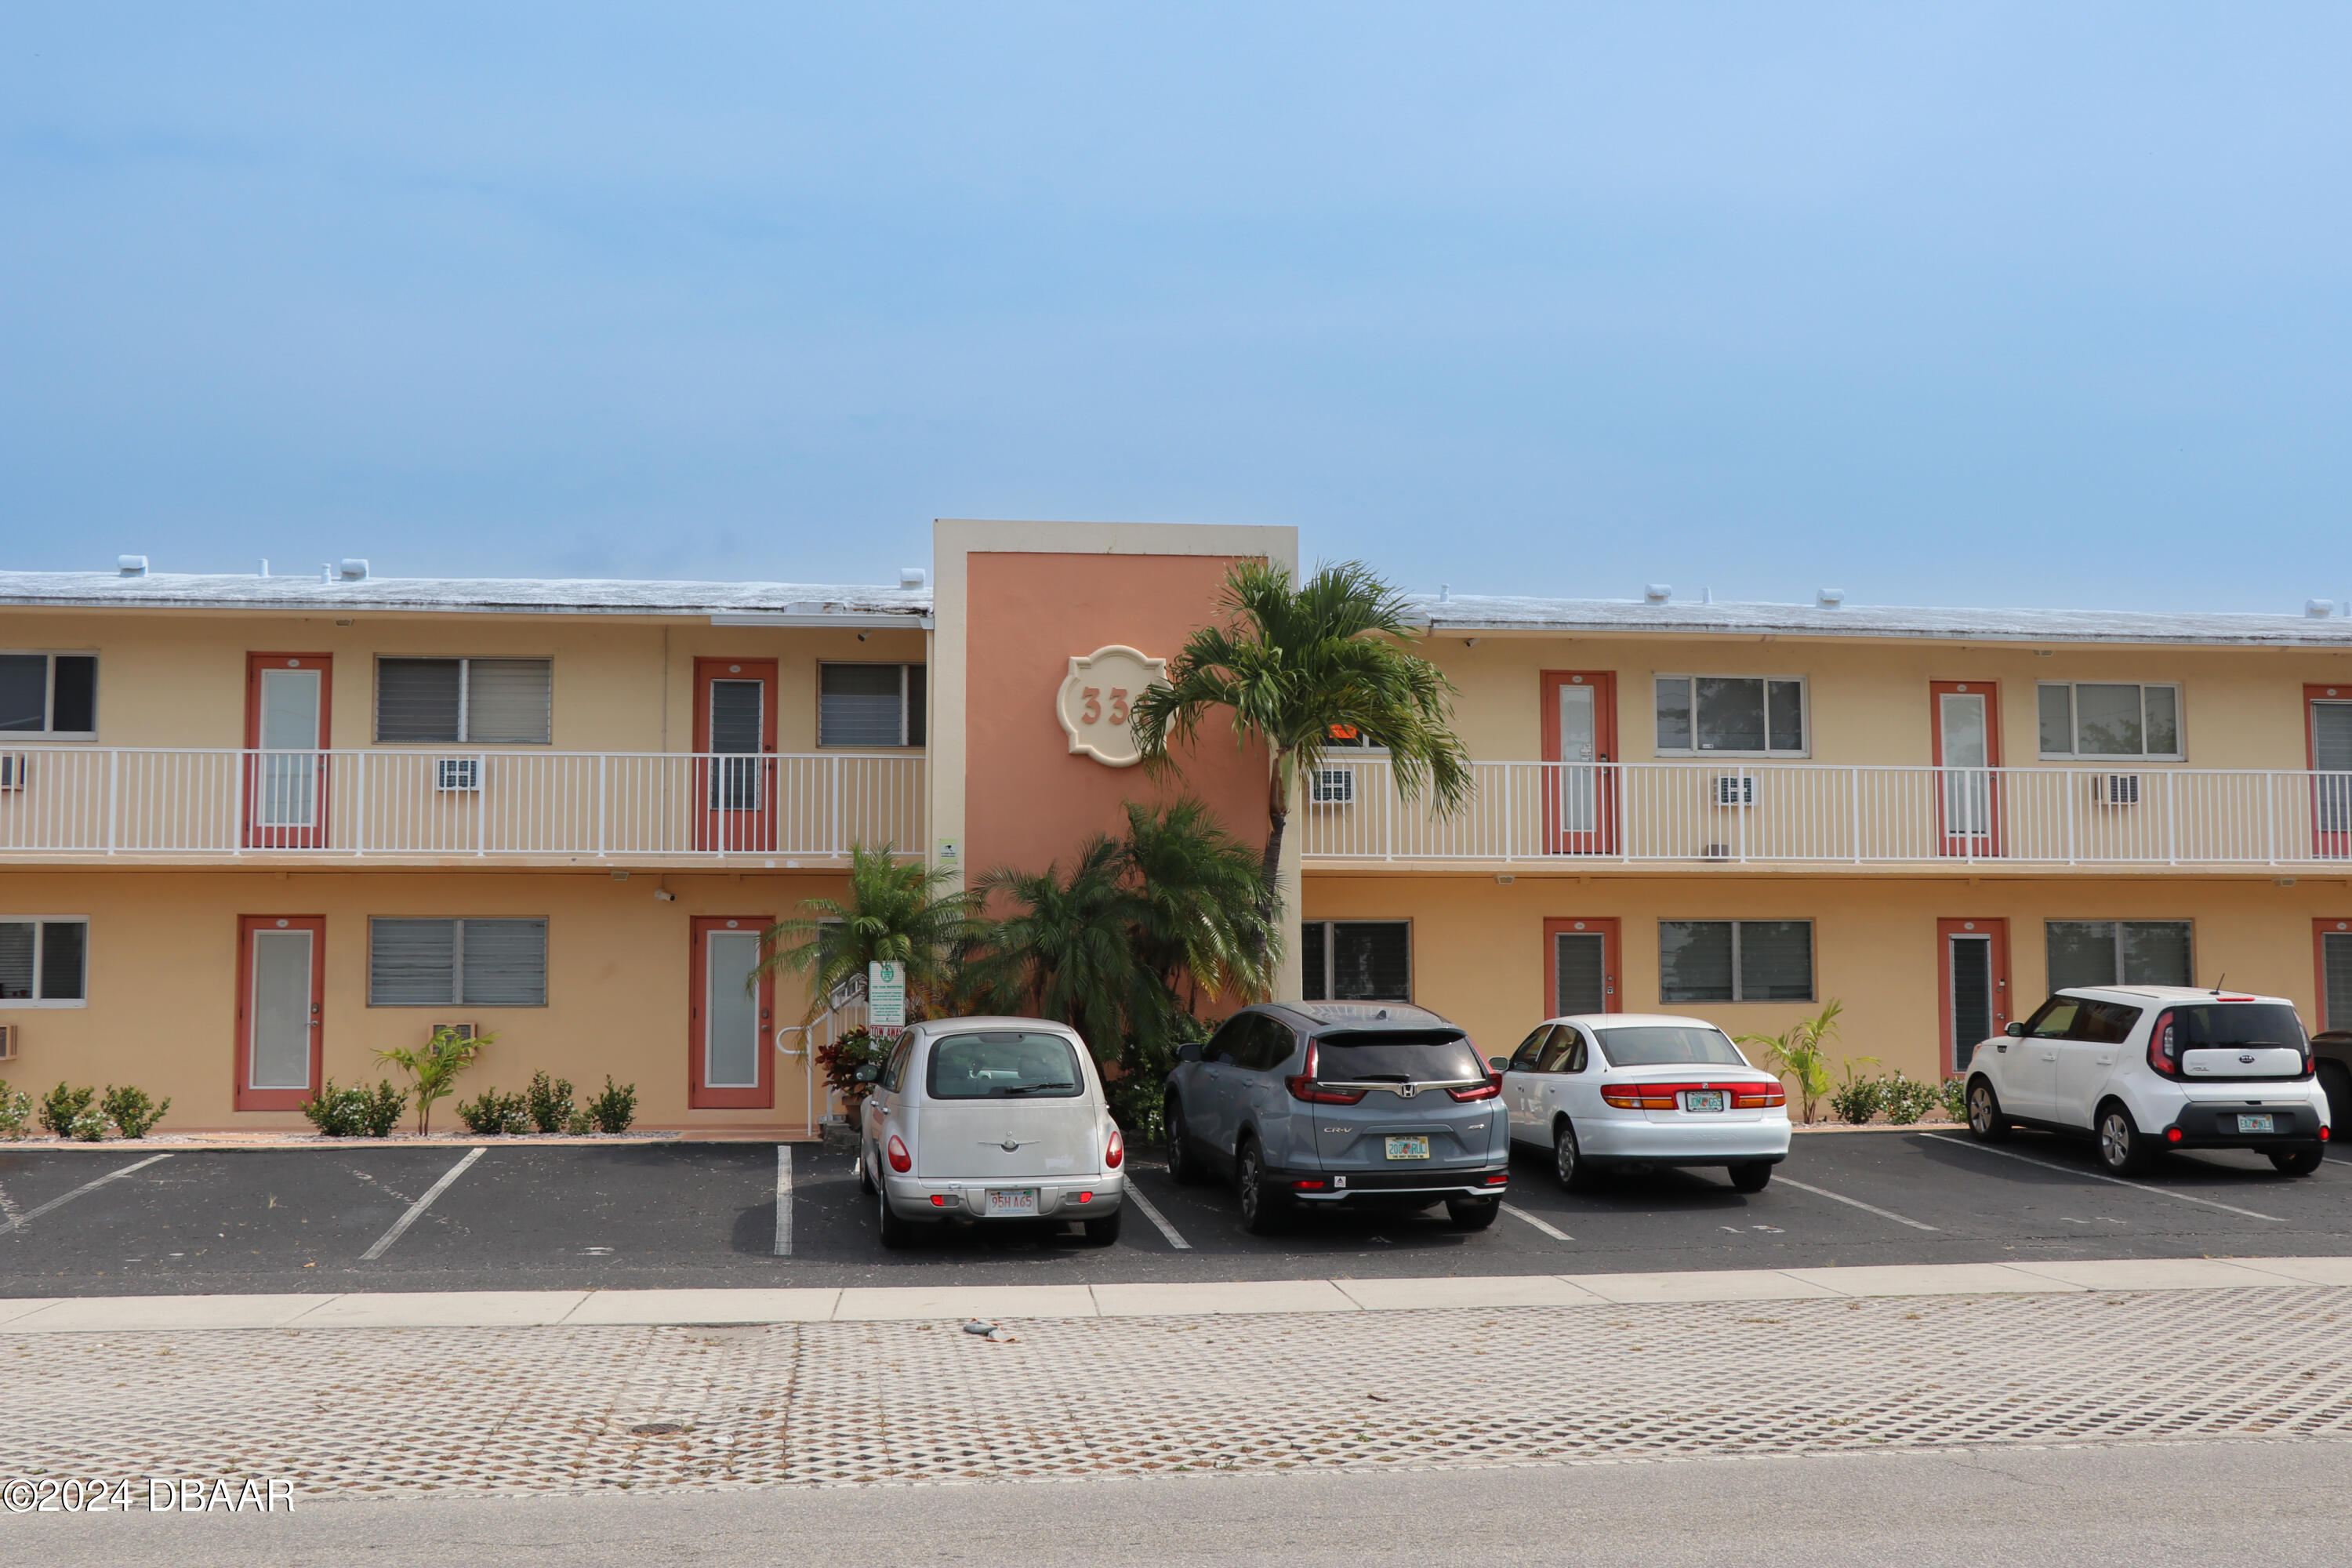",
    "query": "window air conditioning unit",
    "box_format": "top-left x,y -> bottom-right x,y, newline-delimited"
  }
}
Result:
0,1024 -> 16,1062
1713,775 -> 1755,808
2093,774 -> 2141,807
1700,842 -> 1734,862
1310,767 -> 1356,805
0,754 -> 24,792
430,1020 -> 478,1044
435,757 -> 483,792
